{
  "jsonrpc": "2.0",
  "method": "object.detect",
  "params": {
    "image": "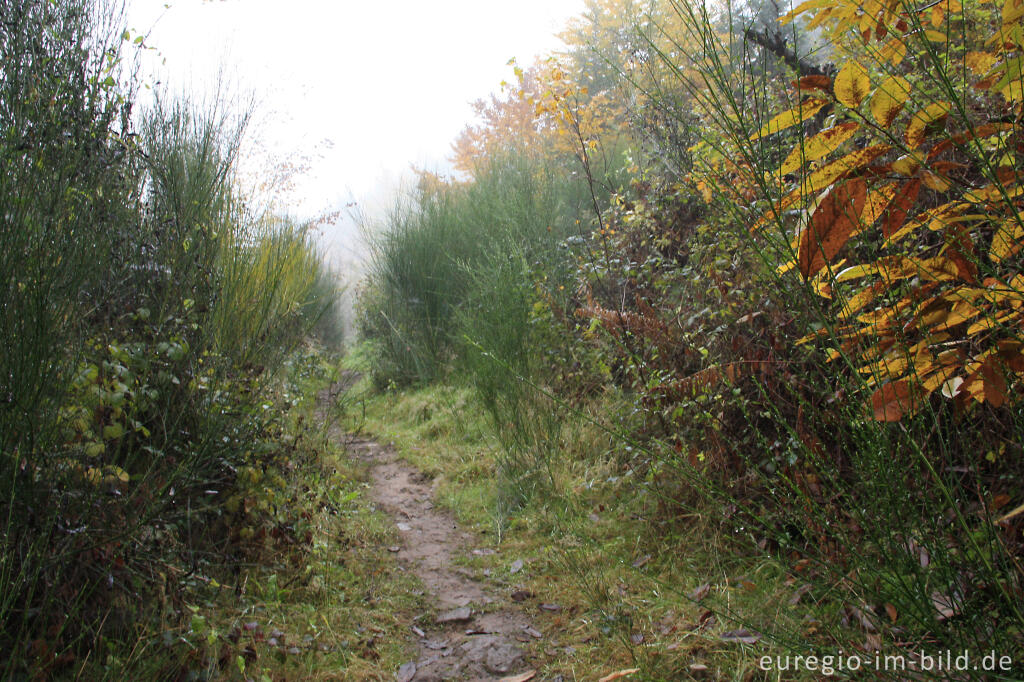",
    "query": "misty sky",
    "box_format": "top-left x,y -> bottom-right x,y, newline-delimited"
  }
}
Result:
126,0 -> 586,228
